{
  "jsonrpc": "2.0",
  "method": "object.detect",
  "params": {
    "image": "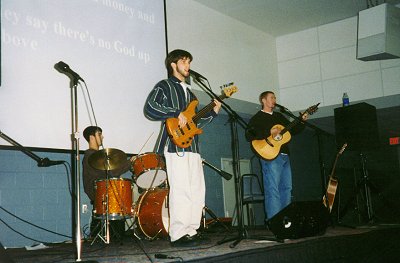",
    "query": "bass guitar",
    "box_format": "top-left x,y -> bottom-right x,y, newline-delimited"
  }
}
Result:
251,103 -> 319,160
323,143 -> 347,212
166,83 -> 237,148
